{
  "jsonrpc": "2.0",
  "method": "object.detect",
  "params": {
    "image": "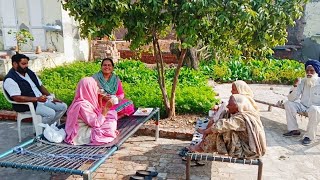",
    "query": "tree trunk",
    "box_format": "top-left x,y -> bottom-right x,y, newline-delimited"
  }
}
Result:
170,42 -> 198,70
168,49 -> 187,119
88,35 -> 93,61
152,35 -> 170,116
187,48 -> 199,70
